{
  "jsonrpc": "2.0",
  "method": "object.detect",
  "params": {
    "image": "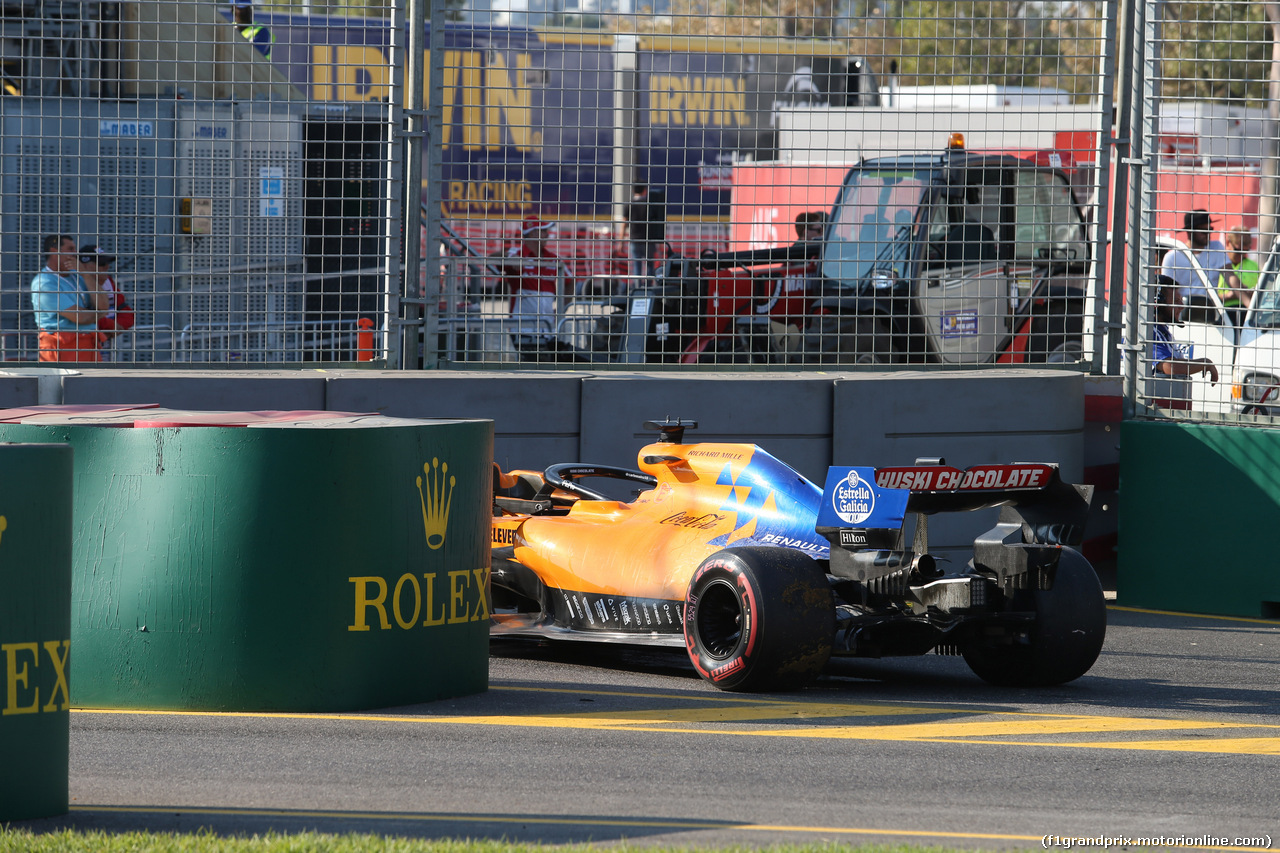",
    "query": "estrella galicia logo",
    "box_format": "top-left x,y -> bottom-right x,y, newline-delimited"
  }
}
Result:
832,469 -> 875,525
